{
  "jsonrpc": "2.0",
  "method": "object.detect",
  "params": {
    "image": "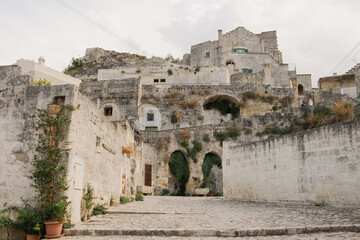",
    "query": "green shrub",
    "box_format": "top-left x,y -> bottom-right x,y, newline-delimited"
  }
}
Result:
202,134 -> 210,143
167,69 -> 173,76
135,193 -> 144,201
185,141 -> 202,163
34,78 -> 51,86
92,204 -> 108,216
214,125 -> 241,145
202,153 -> 222,180
109,196 -> 114,206
195,66 -> 201,72
179,140 -> 189,148
169,151 -> 189,195
171,114 -> 178,123
64,57 -> 84,74
120,196 -> 131,204
160,188 -> 170,196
